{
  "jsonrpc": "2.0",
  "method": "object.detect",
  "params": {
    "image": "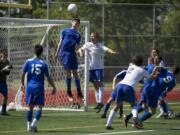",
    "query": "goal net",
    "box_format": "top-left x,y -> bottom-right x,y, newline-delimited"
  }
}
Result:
0,17 -> 90,111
